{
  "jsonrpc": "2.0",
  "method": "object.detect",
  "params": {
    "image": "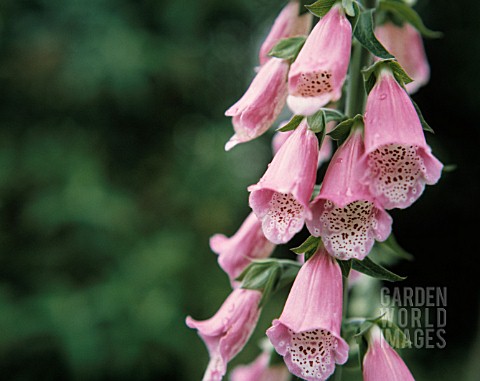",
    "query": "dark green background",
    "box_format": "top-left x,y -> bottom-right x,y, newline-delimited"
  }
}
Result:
0,0 -> 478,380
